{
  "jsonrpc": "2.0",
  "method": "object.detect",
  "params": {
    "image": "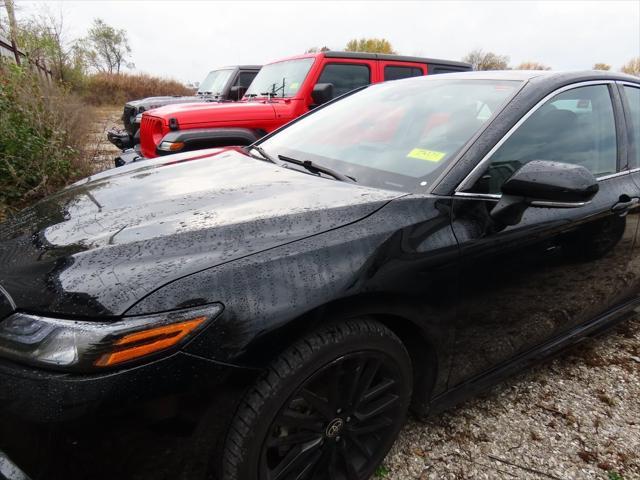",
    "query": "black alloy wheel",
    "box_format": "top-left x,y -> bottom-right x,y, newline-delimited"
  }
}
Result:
261,351 -> 405,479
222,319 -> 413,480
